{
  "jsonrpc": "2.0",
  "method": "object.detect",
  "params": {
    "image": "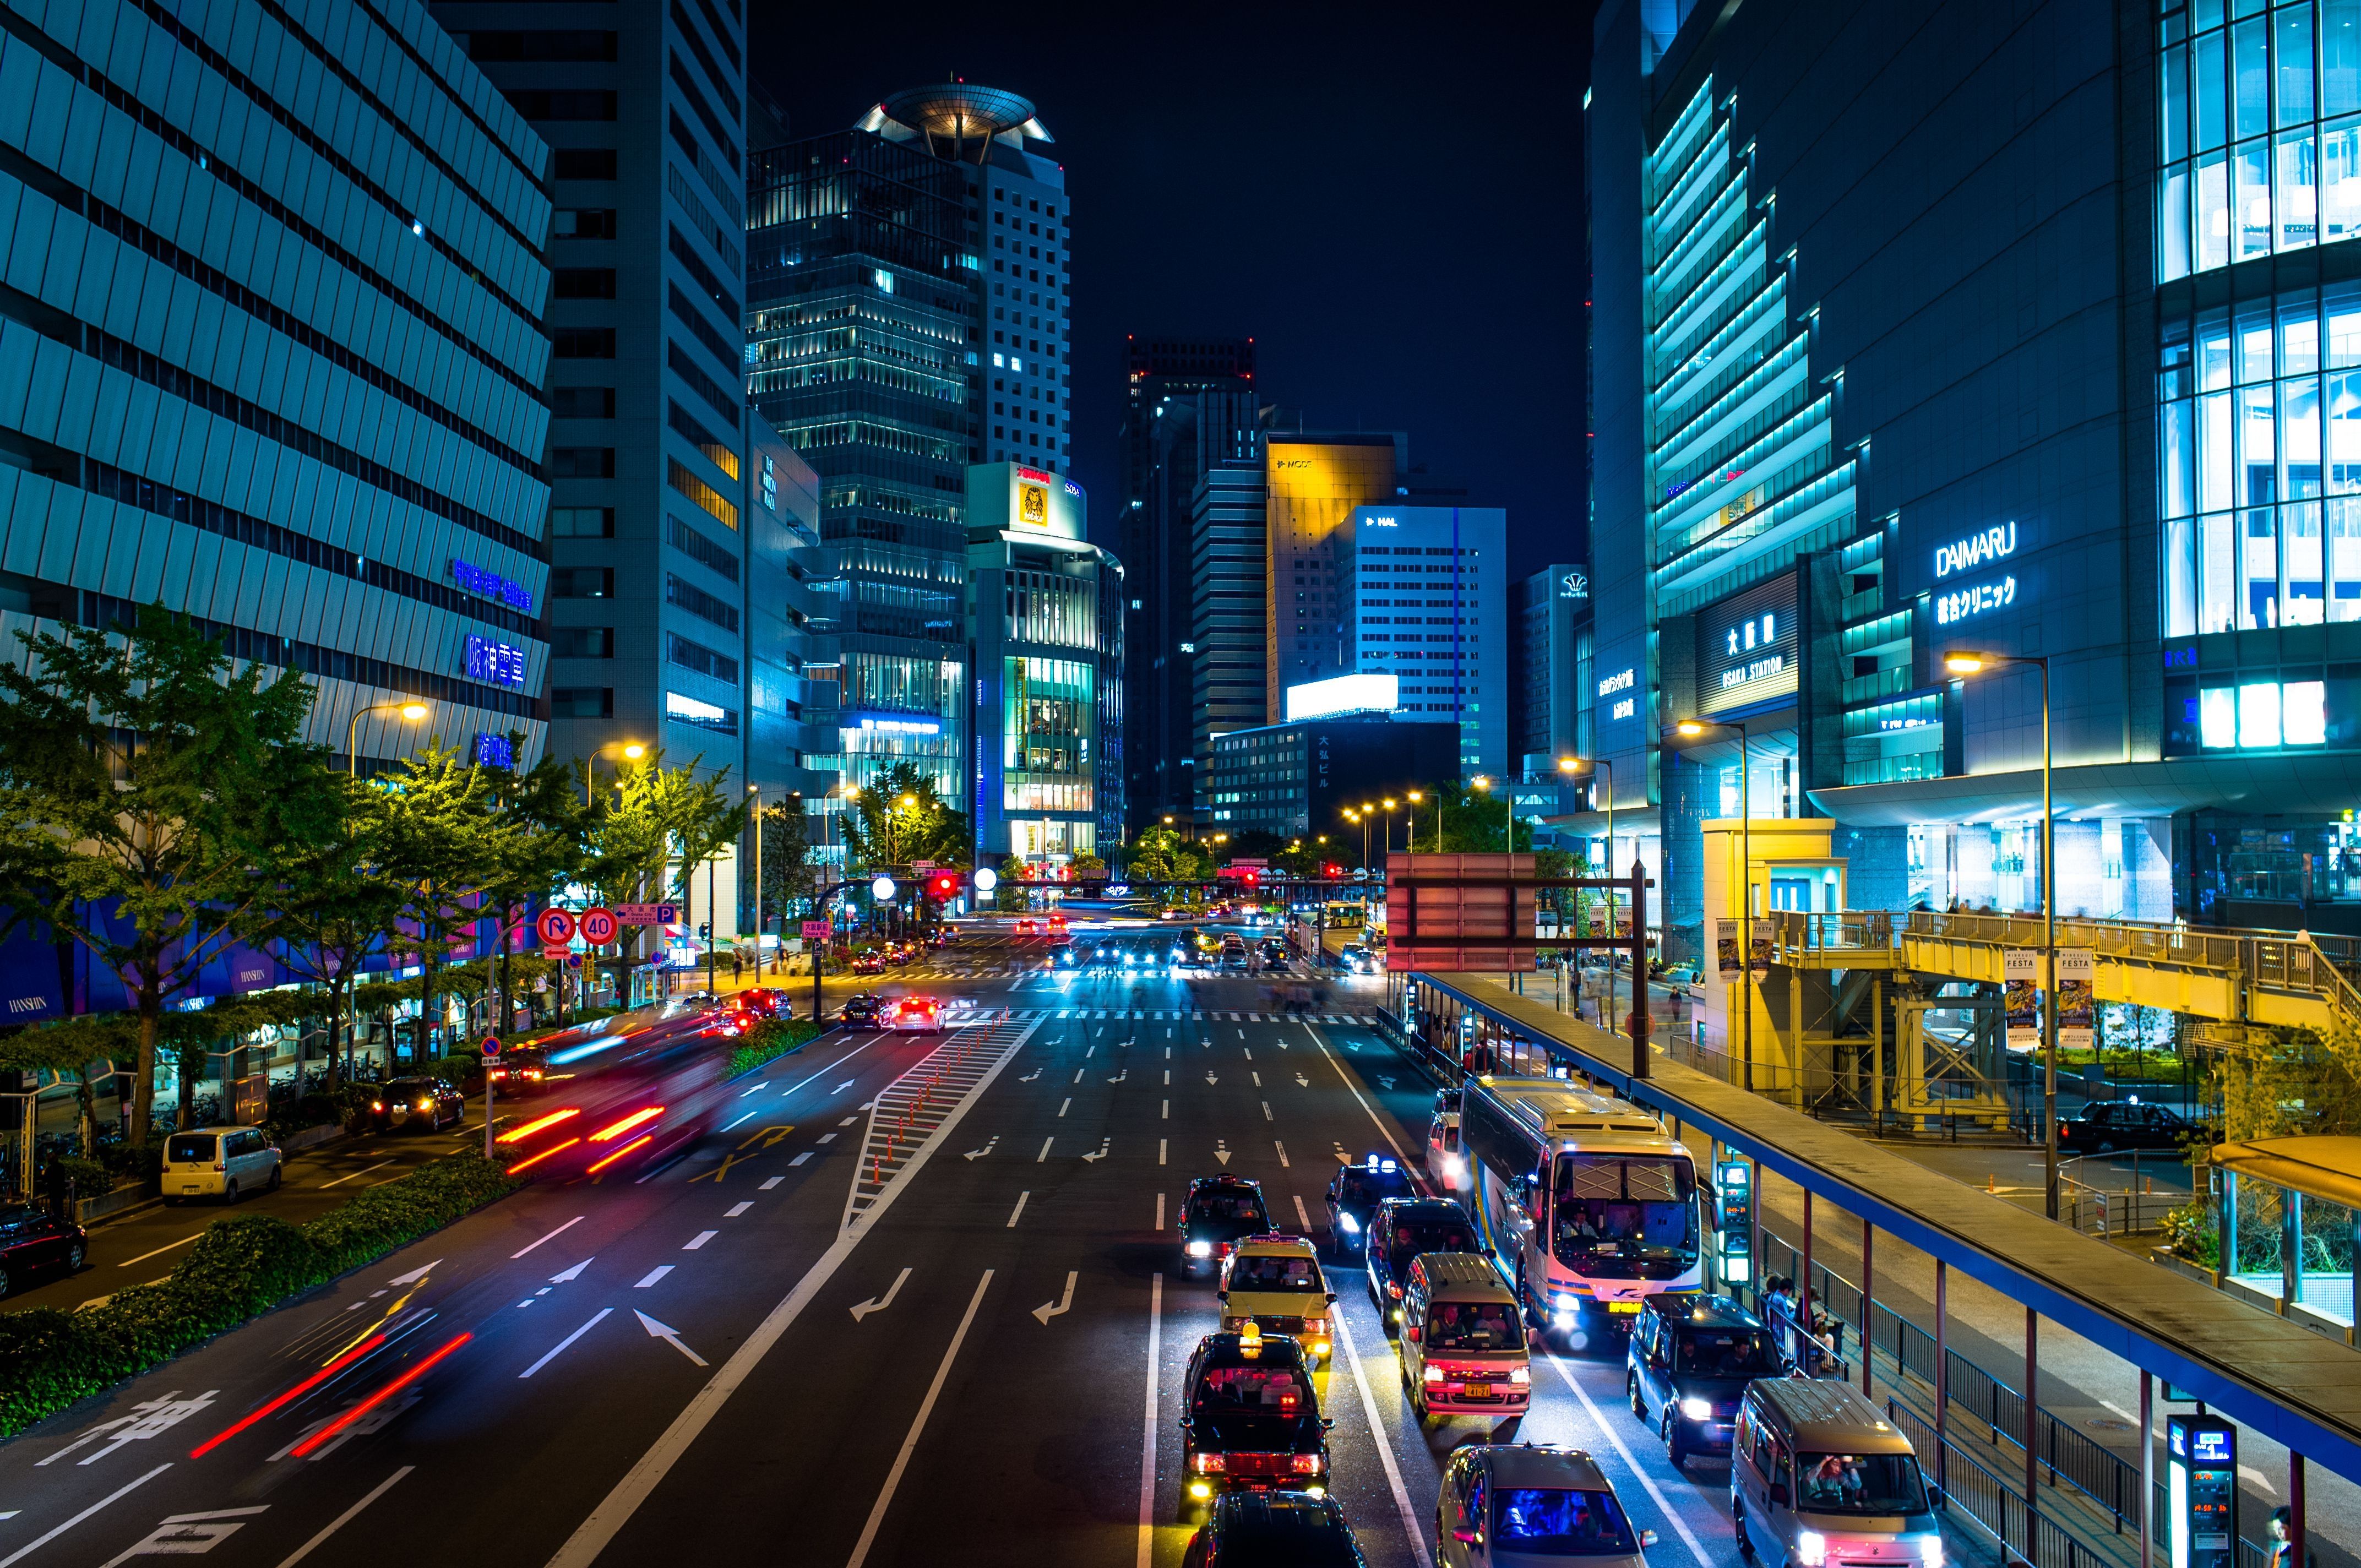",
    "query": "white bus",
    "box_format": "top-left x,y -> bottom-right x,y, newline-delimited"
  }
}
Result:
1458,1076 -> 1705,1344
